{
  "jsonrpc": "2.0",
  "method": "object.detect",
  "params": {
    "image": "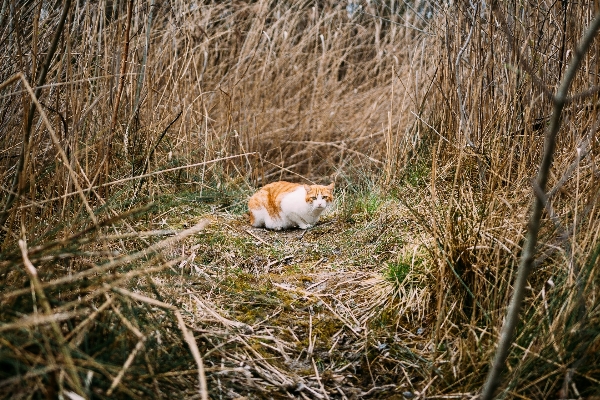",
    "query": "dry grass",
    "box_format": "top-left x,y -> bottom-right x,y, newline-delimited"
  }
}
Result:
1,0 -> 600,399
